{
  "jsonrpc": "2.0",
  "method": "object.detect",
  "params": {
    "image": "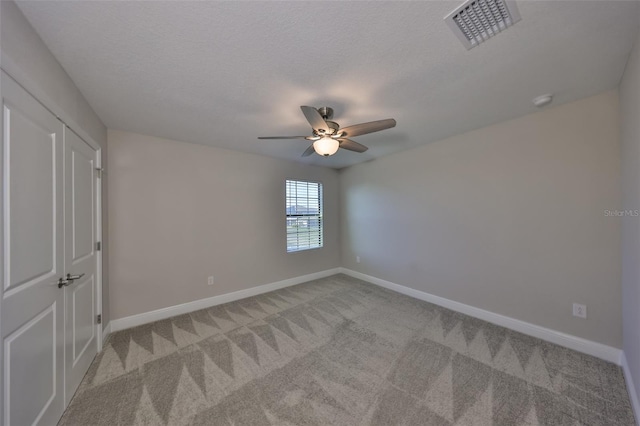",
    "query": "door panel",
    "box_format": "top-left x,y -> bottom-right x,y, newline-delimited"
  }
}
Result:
70,276 -> 94,363
64,129 -> 97,404
5,91 -> 56,294
71,149 -> 93,261
5,304 -> 57,426
1,73 -> 65,426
